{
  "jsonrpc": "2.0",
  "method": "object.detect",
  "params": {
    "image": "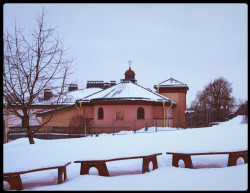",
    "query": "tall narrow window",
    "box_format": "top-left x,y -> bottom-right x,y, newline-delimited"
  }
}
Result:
137,107 -> 145,120
98,107 -> 104,120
